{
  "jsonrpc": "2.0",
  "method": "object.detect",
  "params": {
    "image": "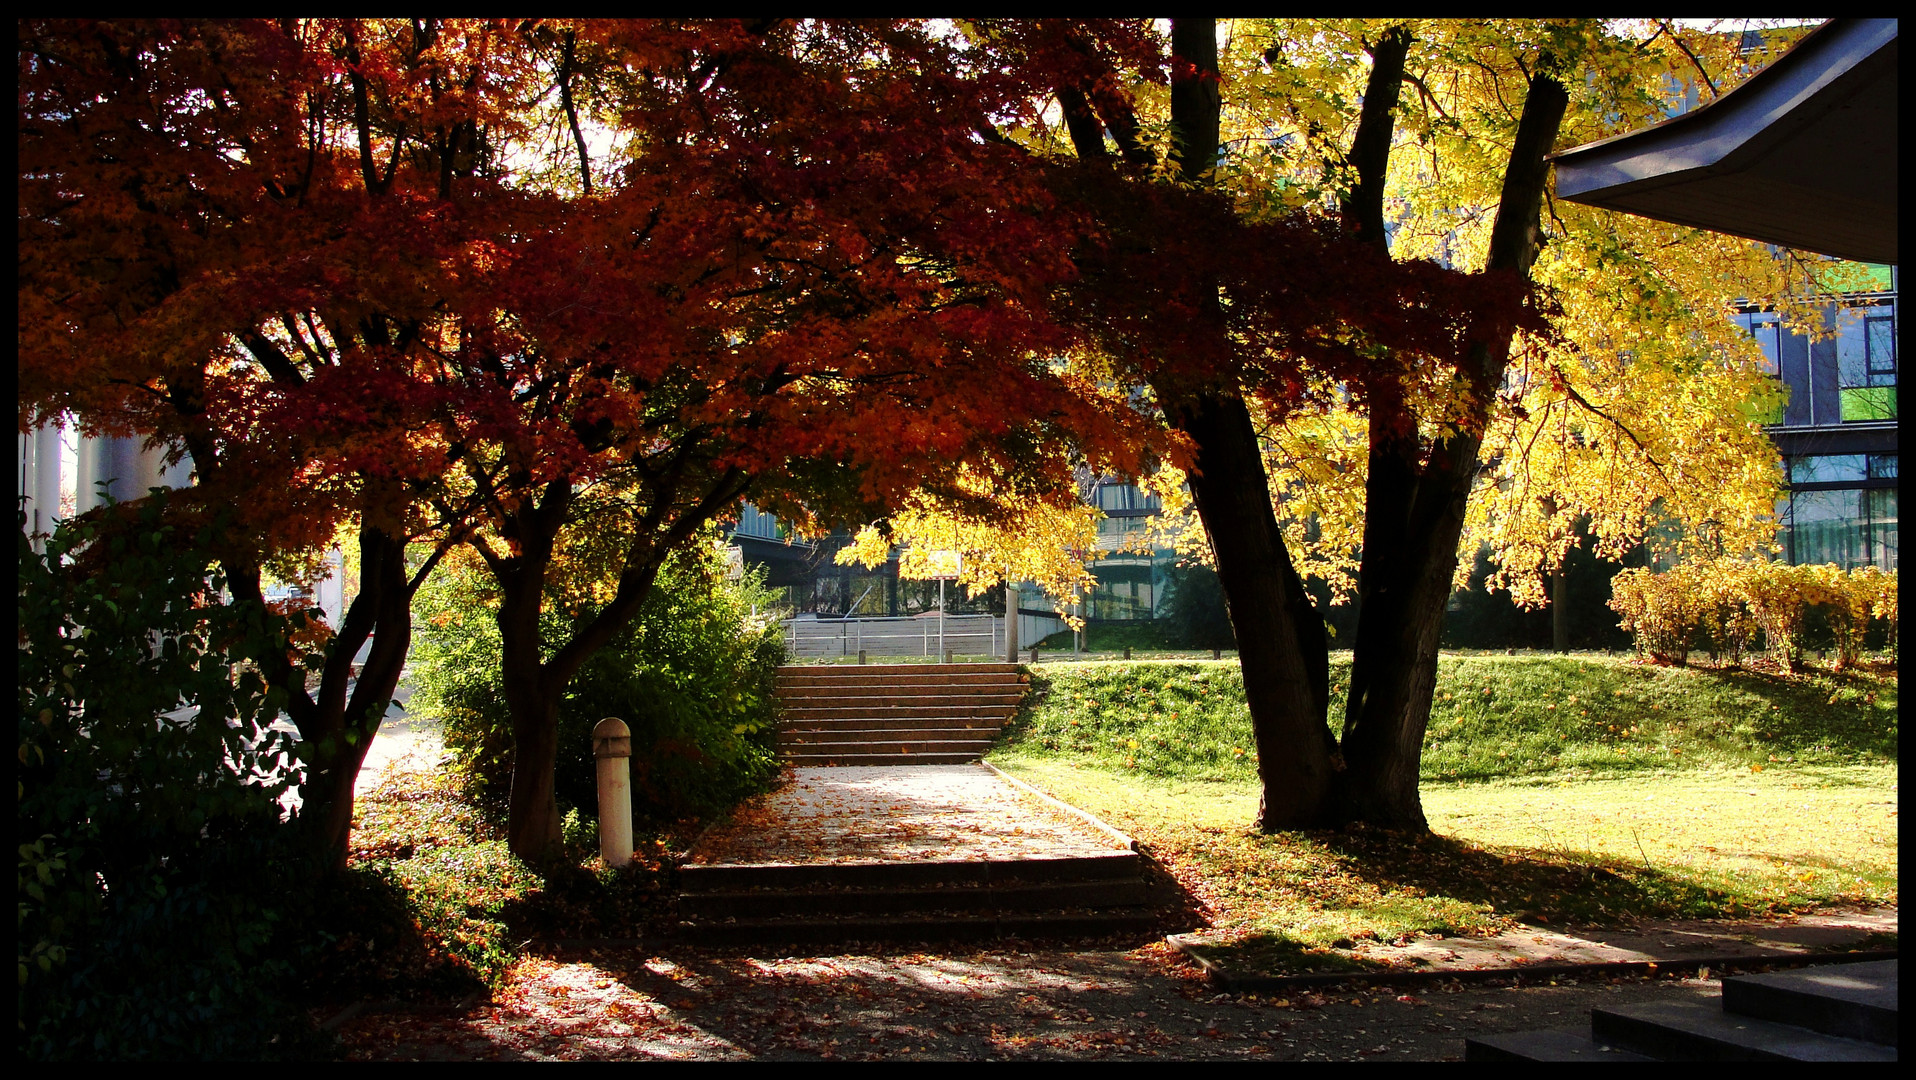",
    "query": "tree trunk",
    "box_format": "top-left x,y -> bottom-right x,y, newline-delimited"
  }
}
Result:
1336,422 -> 1478,829
1154,21 -> 1340,829
1552,566 -> 1570,652
1335,67 -> 1569,830
1158,383 -> 1341,829
235,521 -> 417,870
492,483 -> 569,862
498,567 -> 567,860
